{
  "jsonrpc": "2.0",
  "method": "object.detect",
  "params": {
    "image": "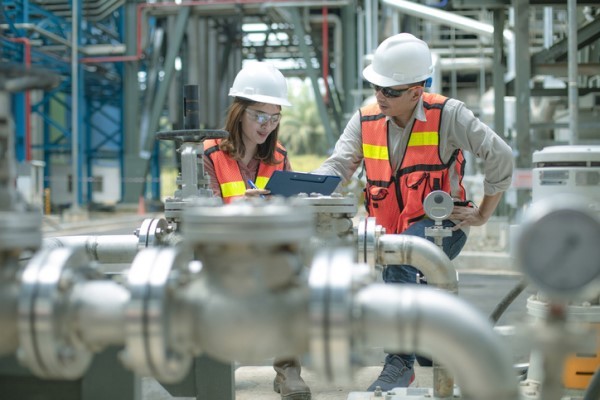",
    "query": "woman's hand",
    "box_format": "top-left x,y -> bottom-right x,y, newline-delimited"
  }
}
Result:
244,188 -> 271,198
